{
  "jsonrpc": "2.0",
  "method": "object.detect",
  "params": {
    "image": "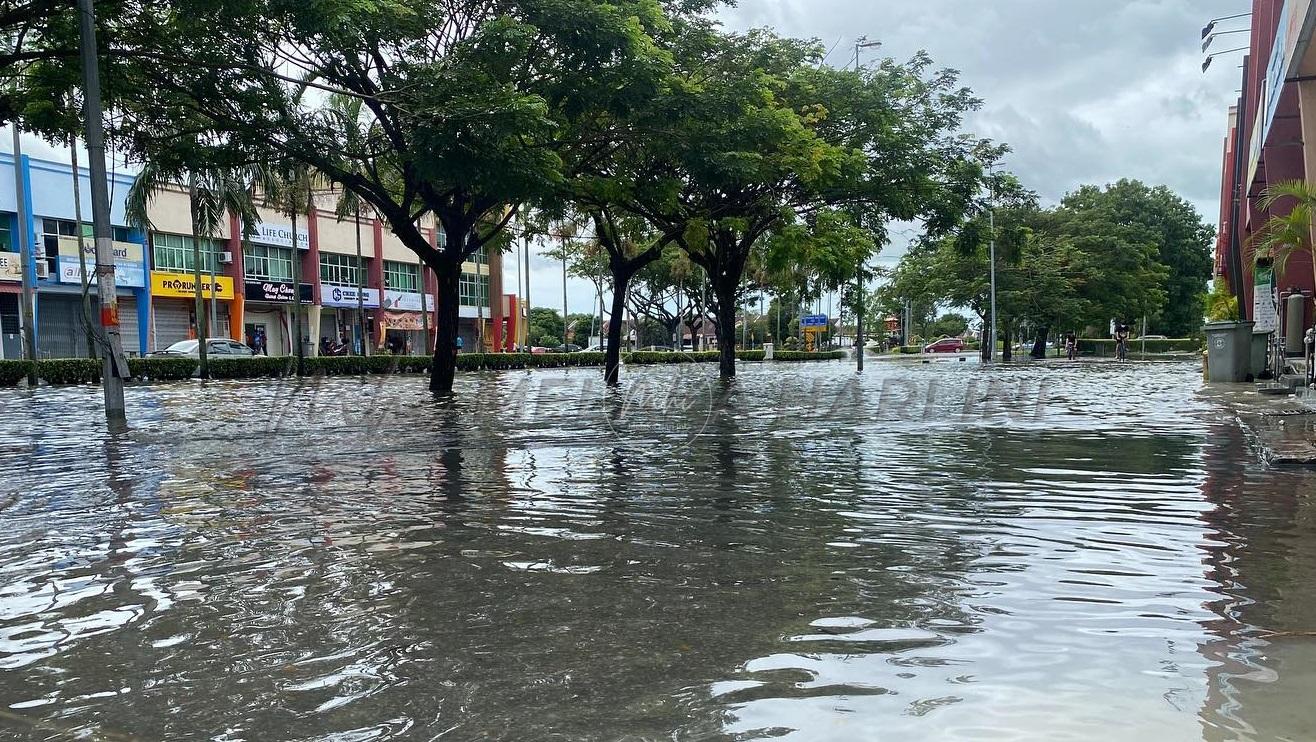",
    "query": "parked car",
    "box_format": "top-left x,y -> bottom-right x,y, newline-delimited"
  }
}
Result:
152,339 -> 258,358
586,343 -> 607,352
552,343 -> 584,353
923,337 -> 965,354
637,345 -> 673,352
529,346 -> 551,354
